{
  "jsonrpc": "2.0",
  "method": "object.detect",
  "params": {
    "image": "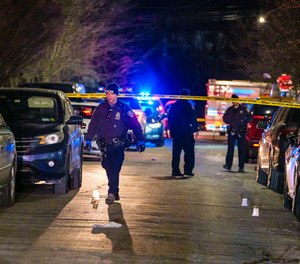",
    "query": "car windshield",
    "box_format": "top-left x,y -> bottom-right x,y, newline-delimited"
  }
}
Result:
0,95 -> 59,123
119,97 -> 141,110
251,105 -> 277,116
